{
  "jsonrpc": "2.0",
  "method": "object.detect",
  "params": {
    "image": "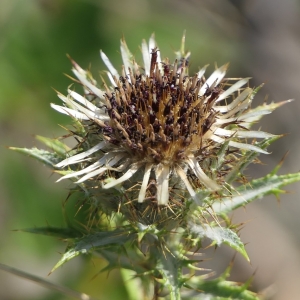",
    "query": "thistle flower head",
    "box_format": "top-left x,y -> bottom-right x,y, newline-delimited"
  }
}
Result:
52,34 -> 275,208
